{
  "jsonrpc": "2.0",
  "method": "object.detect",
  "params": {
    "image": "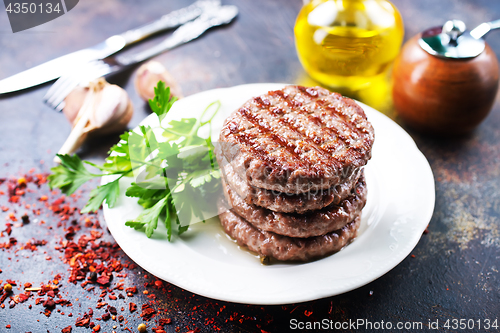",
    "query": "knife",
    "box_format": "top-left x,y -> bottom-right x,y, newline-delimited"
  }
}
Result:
0,0 -> 220,95
44,5 -> 239,111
